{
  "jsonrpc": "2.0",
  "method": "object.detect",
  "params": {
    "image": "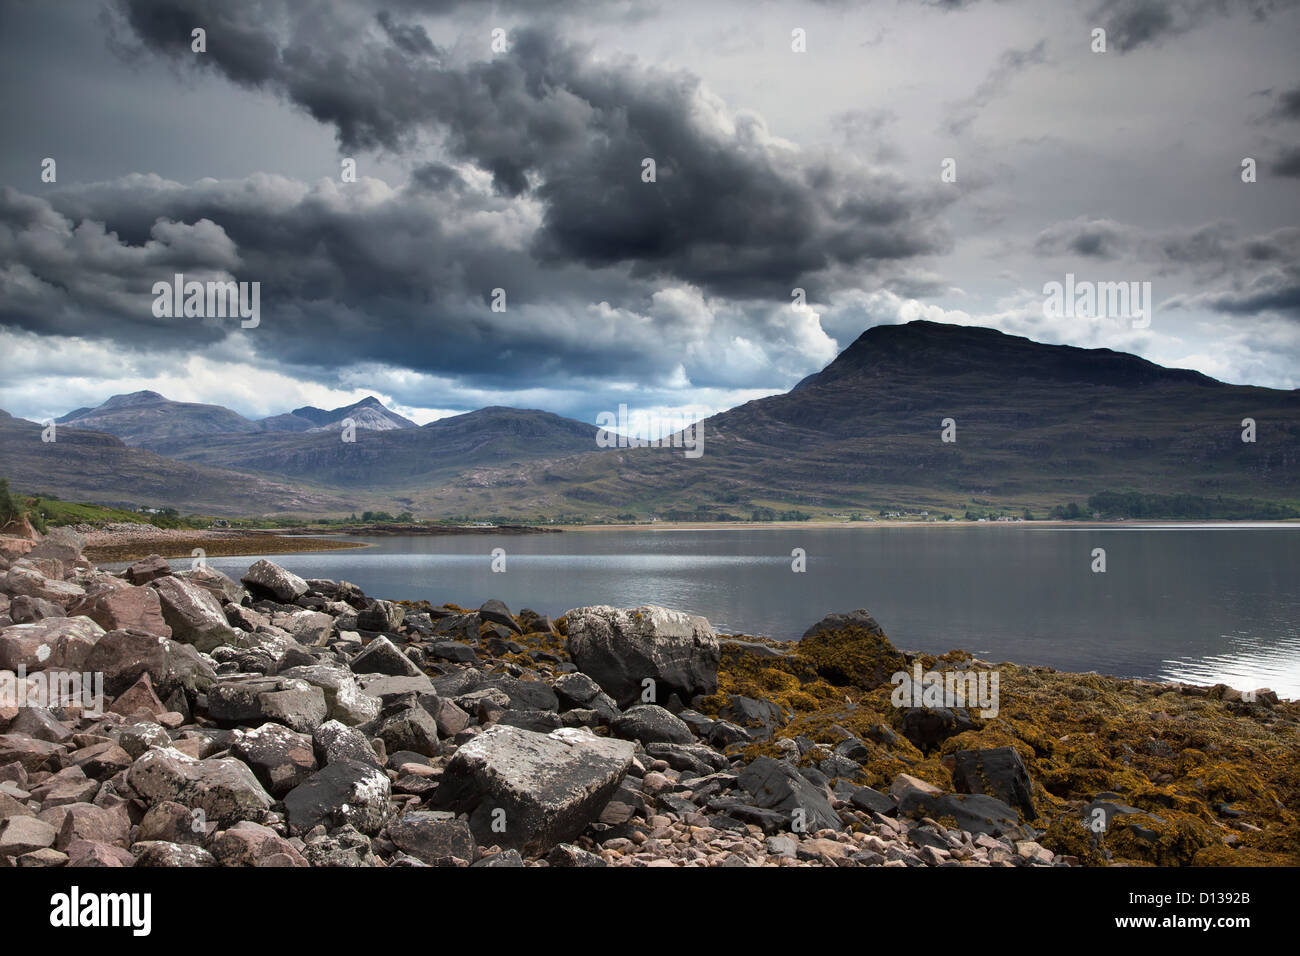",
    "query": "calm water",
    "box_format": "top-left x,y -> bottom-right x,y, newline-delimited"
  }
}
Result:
157,525 -> 1300,698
